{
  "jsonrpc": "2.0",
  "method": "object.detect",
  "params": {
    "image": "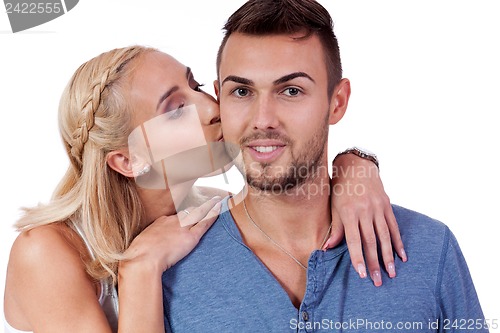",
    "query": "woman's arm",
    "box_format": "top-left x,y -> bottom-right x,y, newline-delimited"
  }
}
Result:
4,198 -> 221,333
117,197 -> 221,332
324,149 -> 407,287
